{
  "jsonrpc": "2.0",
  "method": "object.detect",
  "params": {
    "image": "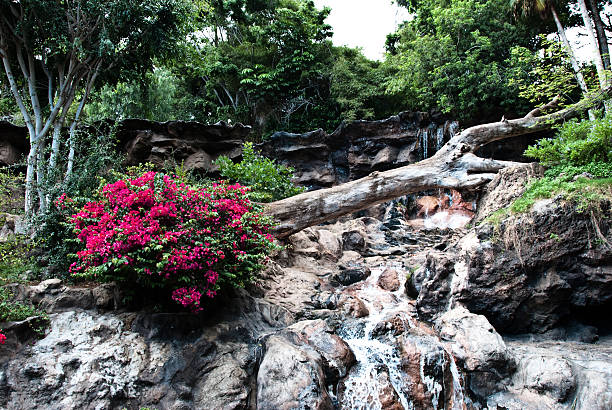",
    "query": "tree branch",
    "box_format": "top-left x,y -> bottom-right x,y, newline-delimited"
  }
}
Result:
264,86 -> 612,237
